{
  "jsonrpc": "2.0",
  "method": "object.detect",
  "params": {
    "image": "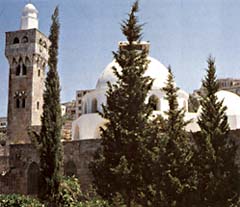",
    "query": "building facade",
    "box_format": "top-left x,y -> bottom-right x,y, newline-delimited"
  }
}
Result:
75,90 -> 93,118
217,78 -> 240,96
